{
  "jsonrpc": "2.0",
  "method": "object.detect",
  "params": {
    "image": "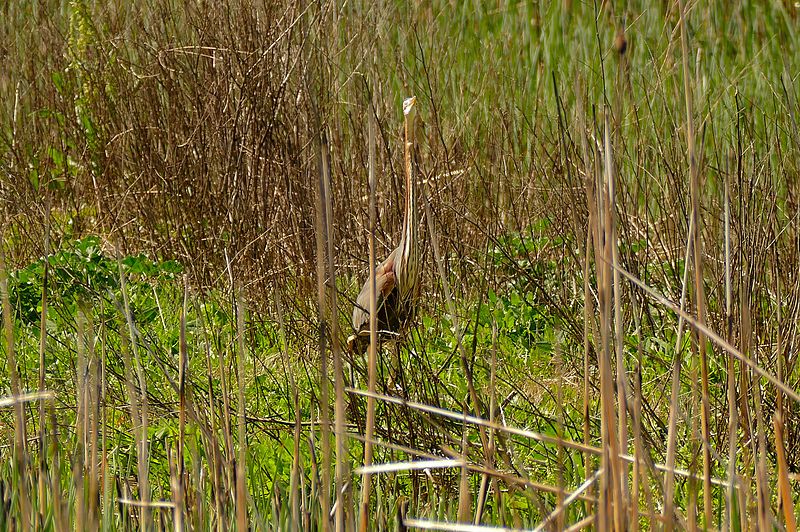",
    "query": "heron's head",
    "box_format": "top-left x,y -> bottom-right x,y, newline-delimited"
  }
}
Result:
403,96 -> 416,118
